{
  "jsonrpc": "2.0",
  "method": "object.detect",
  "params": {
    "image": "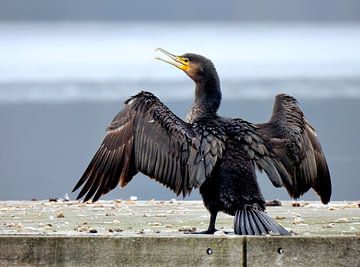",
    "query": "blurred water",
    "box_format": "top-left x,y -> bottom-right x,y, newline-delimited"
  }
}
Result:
0,22 -> 360,102
1,98 -> 359,202
0,22 -> 359,201
1,78 -> 360,103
